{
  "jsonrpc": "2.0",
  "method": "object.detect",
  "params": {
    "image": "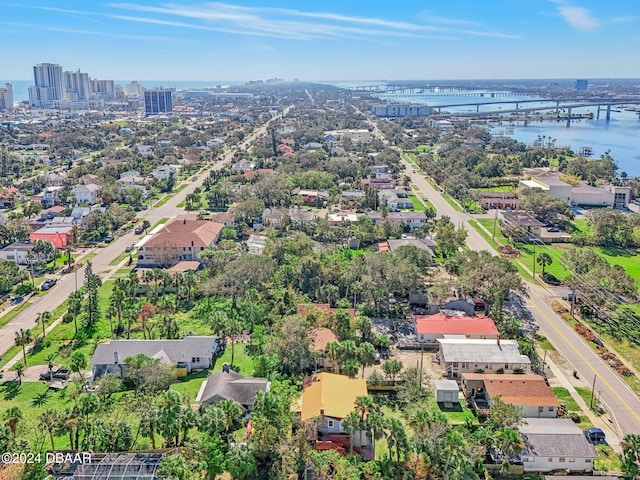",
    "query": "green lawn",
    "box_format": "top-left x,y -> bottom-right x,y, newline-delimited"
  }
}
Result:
441,192 -> 464,212
428,397 -> 478,425
154,194 -> 174,208
474,186 -> 516,193
594,444 -> 622,472
150,218 -> 169,231
552,386 -> 579,411
214,343 -> 254,376
408,195 -> 425,212
414,145 -> 435,152
0,381 -> 77,448
109,250 -> 132,266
